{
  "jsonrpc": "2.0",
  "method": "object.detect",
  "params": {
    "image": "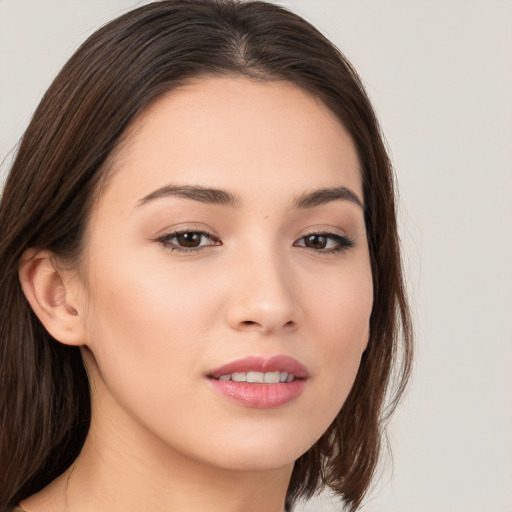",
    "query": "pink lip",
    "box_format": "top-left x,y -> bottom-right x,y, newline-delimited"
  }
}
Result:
207,355 -> 308,409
